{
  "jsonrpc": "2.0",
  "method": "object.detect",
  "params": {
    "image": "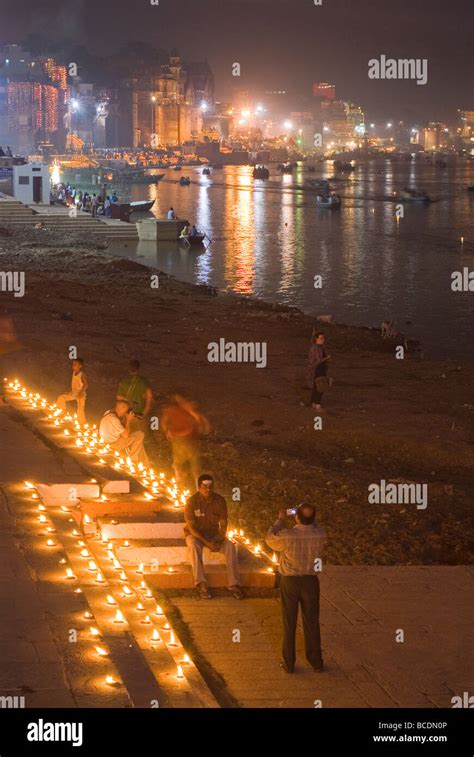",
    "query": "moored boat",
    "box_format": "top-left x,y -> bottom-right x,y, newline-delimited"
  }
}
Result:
179,176 -> 191,186
202,167 -> 211,175
307,178 -> 330,190
334,160 -> 355,172
399,188 -> 431,203
129,199 -> 156,213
